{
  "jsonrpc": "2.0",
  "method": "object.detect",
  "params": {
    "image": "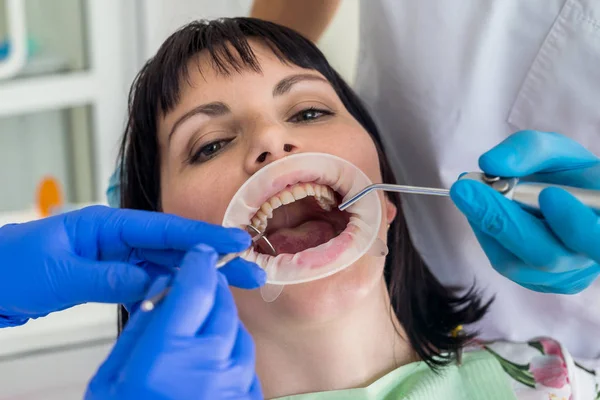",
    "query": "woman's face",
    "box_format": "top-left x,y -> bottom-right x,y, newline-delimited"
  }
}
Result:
158,42 -> 396,327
